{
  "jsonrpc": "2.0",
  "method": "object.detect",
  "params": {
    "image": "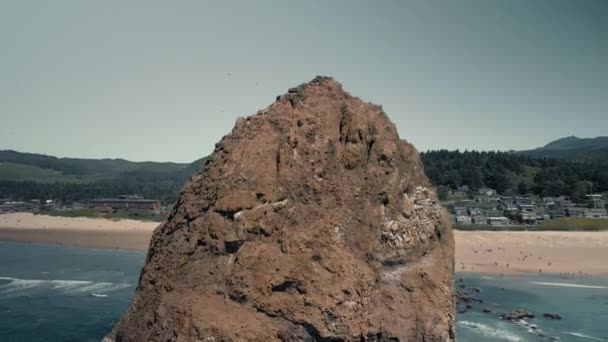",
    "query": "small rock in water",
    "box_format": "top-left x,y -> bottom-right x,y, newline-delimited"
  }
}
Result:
500,309 -> 535,320
542,313 -> 562,320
